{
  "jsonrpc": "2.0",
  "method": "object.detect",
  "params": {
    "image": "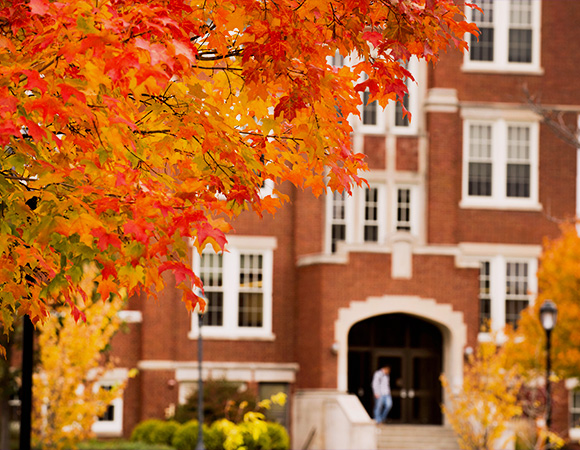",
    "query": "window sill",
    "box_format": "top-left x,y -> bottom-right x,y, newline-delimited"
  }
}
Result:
459,199 -> 542,212
461,64 -> 544,76
93,424 -> 123,437
187,331 -> 276,341
569,428 -> 580,441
